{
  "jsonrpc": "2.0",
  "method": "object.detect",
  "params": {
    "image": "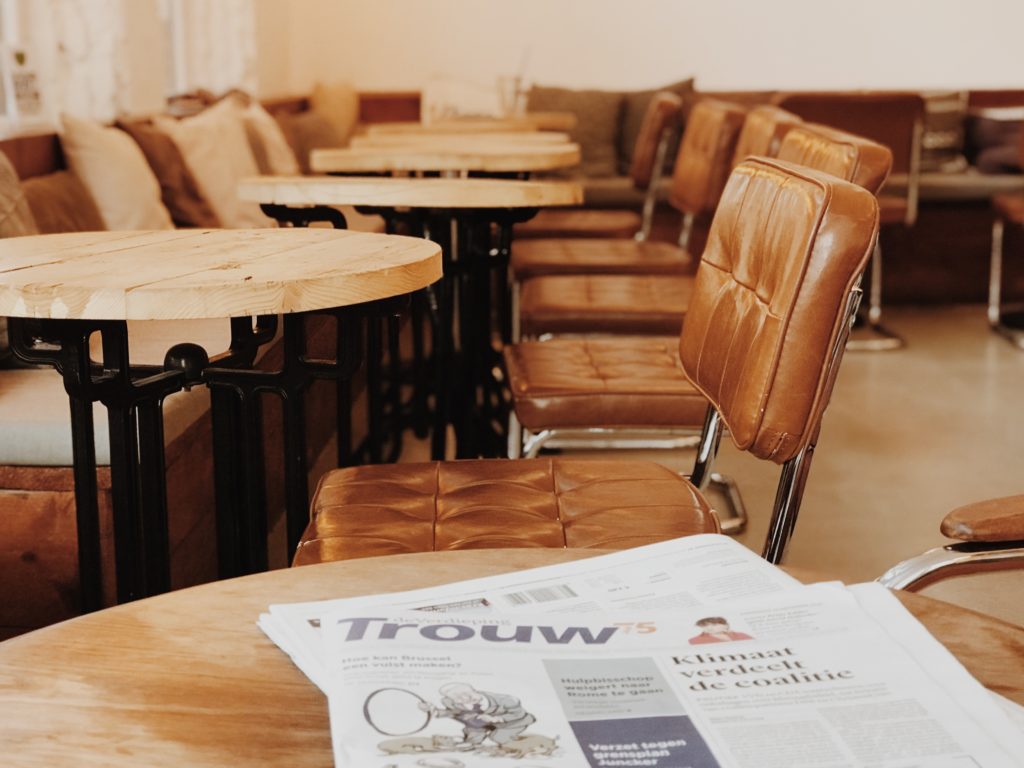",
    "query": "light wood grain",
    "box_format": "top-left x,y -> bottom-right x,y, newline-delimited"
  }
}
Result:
0,548 -> 1020,767
365,113 -> 578,134
238,176 -> 584,209
310,143 -> 581,174
0,229 -> 441,321
350,131 -> 572,148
